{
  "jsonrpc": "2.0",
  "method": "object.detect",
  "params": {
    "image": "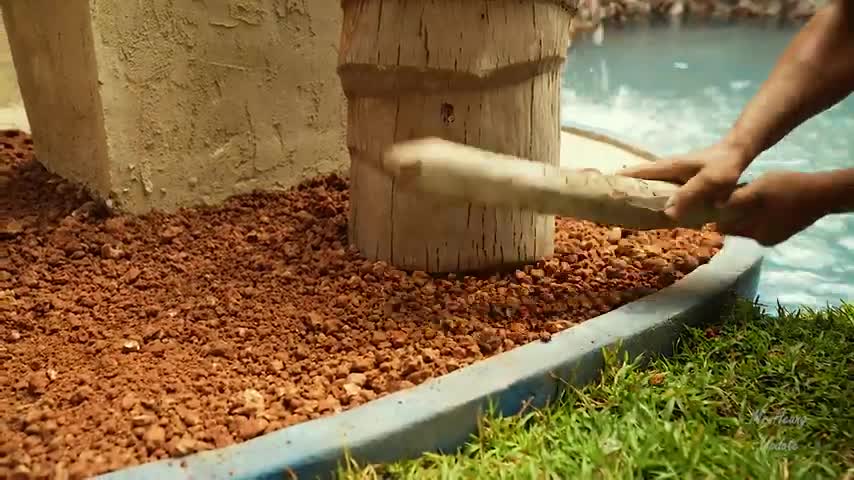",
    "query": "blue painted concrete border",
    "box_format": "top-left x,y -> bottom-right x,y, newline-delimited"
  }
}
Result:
98,125 -> 765,480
